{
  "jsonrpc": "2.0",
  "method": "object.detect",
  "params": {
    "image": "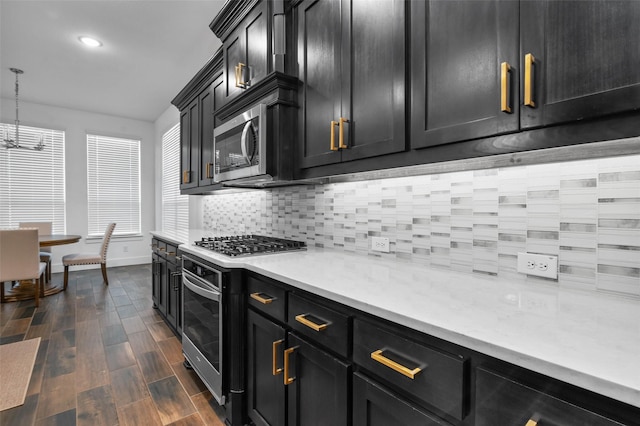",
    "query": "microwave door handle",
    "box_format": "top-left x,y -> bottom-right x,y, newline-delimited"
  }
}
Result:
240,120 -> 254,165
